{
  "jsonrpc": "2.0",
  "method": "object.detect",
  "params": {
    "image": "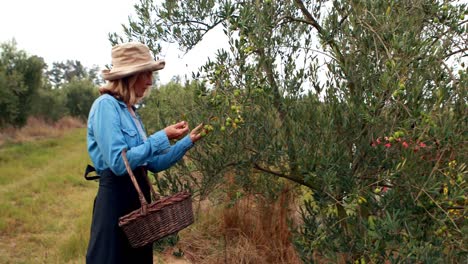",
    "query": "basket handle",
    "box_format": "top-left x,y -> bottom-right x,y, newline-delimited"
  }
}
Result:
122,149 -> 150,215
141,167 -> 161,201
122,149 -> 162,208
